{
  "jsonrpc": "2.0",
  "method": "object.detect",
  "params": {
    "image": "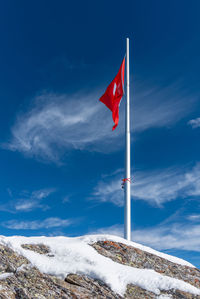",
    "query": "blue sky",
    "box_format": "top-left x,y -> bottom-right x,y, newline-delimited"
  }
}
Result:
1,0 -> 200,267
